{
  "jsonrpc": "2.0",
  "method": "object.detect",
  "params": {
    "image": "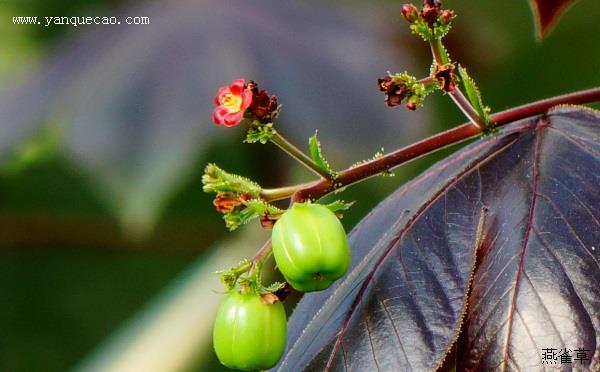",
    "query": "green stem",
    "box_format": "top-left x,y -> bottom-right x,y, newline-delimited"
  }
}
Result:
261,181 -> 318,202
429,38 -> 486,129
430,38 -> 449,65
270,131 -> 330,179
448,88 -> 486,130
